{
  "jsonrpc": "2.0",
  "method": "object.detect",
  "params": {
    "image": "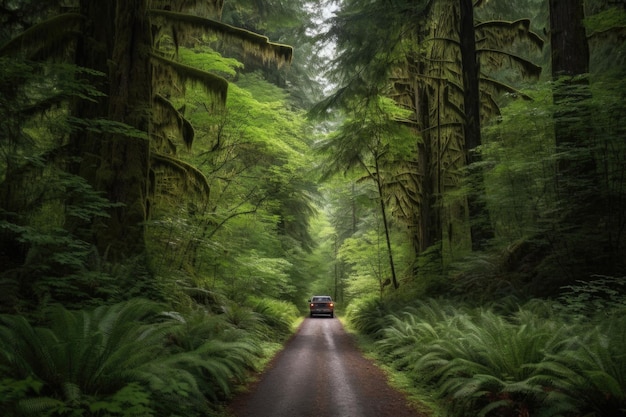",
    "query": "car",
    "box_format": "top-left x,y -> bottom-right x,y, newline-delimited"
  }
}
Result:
309,295 -> 334,318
